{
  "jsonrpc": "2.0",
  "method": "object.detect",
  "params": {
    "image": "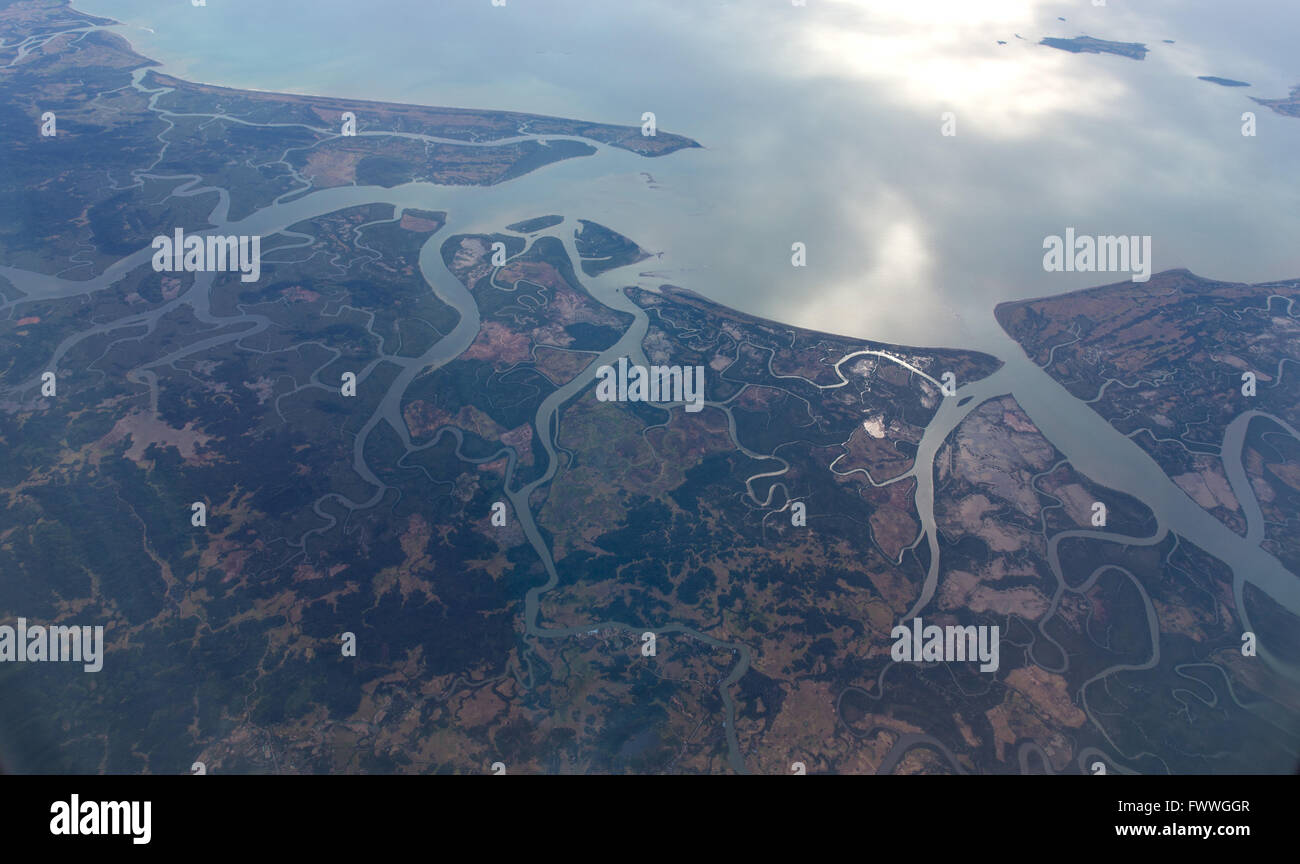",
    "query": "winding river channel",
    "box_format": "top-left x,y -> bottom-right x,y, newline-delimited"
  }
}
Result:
3,62 -> 1298,773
